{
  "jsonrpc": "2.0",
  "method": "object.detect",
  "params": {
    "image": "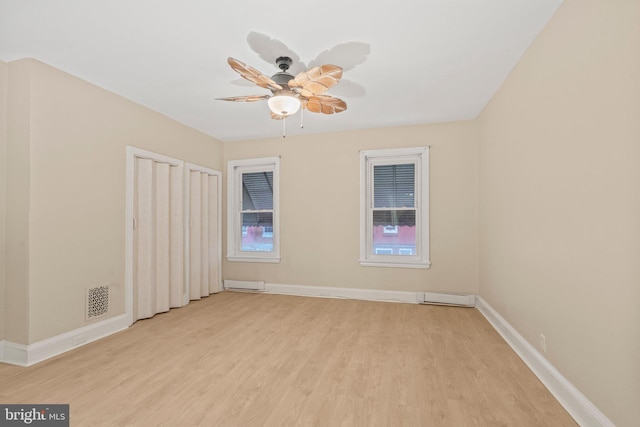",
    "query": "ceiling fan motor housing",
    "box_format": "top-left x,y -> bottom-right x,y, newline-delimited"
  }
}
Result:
269,57 -> 295,90
271,71 -> 294,87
